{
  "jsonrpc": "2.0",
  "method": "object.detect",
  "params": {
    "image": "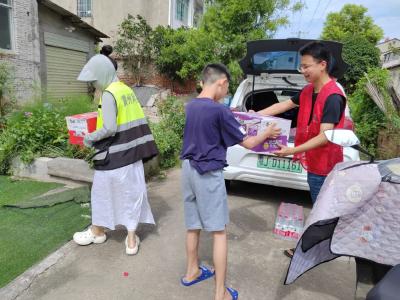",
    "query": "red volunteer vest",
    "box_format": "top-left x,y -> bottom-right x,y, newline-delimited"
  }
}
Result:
294,80 -> 346,175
